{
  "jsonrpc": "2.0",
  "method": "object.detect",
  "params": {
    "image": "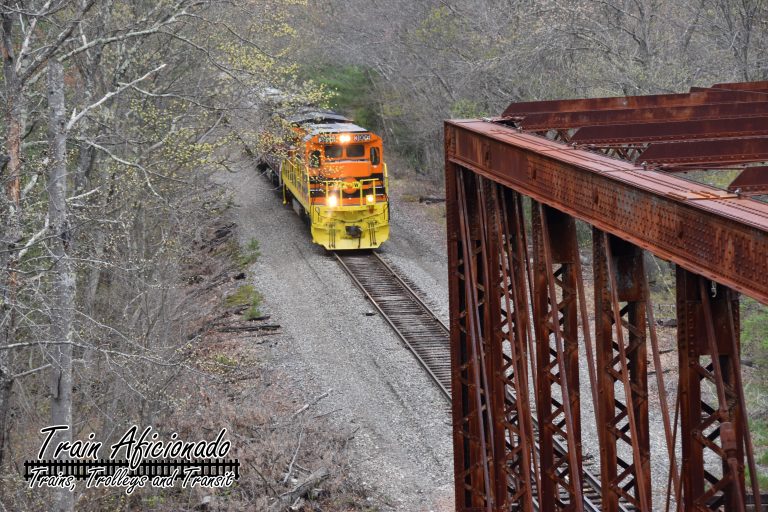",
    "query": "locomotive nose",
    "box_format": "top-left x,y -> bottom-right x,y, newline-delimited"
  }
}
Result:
345,225 -> 363,238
